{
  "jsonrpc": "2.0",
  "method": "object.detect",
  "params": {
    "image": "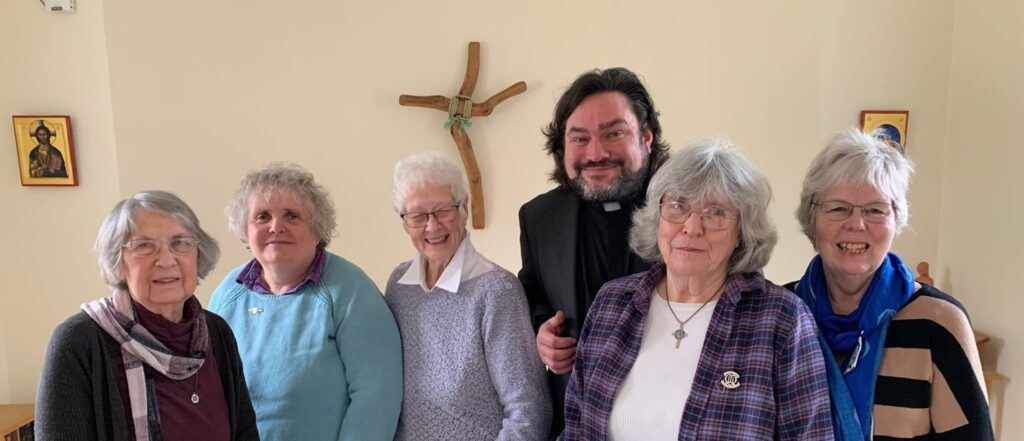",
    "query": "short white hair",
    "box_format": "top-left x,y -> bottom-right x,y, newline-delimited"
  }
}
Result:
392,152 -> 469,213
796,128 -> 915,242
